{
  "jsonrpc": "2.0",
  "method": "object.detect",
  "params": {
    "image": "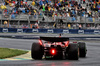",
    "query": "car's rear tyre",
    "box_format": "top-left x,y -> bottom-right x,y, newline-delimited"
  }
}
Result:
31,42 -> 44,60
68,43 -> 79,60
78,42 -> 87,57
